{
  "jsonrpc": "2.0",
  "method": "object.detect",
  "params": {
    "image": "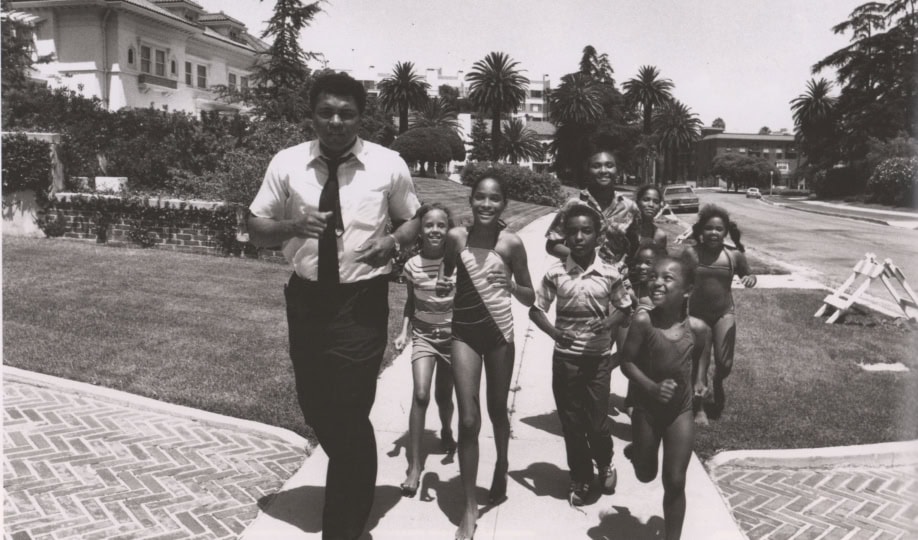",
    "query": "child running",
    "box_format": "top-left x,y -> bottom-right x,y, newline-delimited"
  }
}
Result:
393,203 -> 457,497
620,253 -> 711,540
634,184 -> 668,251
687,205 -> 756,422
436,172 -> 534,540
529,202 -> 632,507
